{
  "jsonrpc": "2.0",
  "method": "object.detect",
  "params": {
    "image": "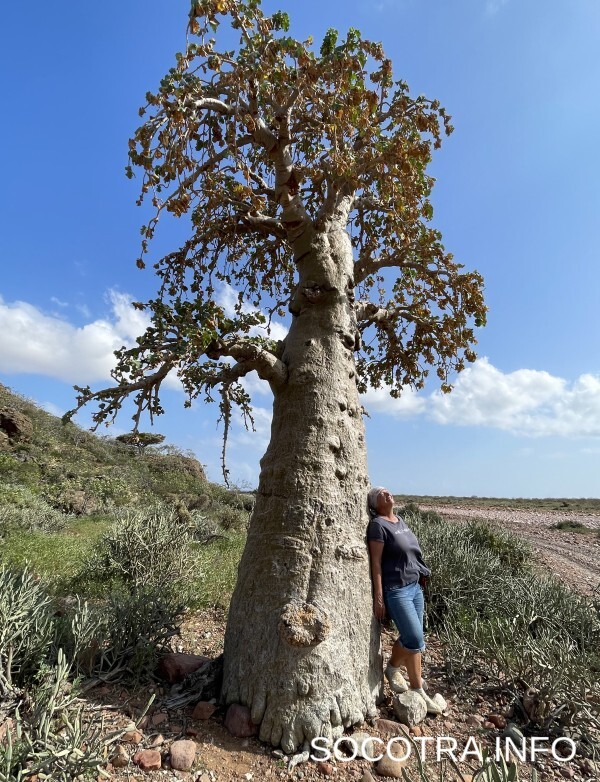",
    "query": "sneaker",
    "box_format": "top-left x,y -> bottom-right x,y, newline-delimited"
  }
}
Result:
412,687 -> 443,715
385,665 -> 408,693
